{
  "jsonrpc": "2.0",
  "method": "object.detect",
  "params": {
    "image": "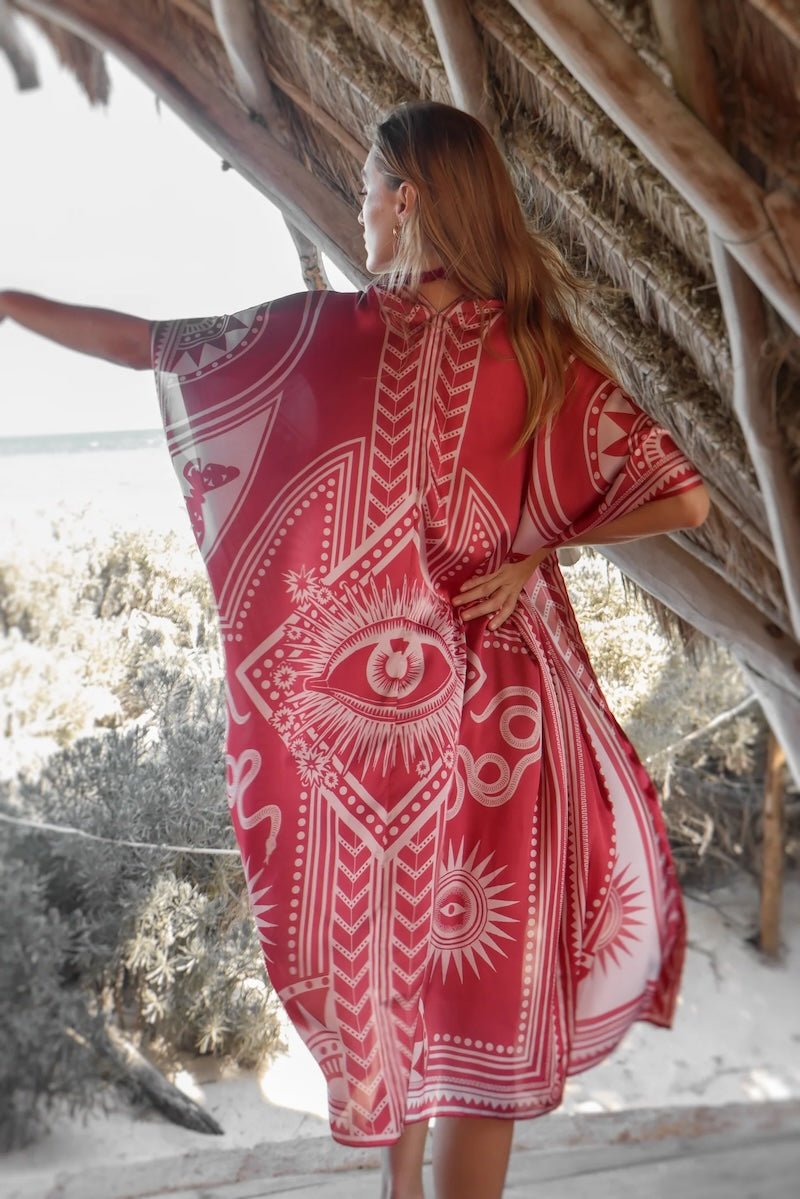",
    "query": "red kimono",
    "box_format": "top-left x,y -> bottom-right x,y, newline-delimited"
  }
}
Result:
151,285 -> 703,1146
